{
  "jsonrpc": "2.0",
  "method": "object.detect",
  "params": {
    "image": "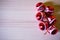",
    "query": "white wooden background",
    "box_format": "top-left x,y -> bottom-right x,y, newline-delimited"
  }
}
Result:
0,0 -> 60,40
